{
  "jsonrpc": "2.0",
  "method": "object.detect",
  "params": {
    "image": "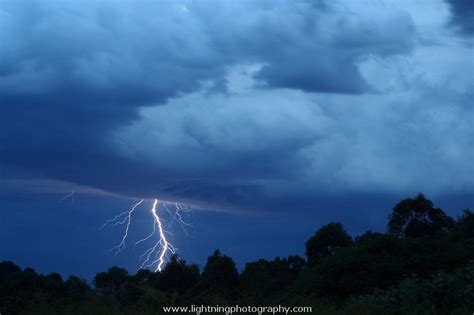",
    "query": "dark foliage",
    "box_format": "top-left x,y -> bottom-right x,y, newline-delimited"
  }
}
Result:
355,230 -> 384,243
198,250 -> 239,301
153,255 -> 200,295
1,194 -> 472,314
305,222 -> 353,265
240,256 -> 305,301
388,193 -> 455,238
